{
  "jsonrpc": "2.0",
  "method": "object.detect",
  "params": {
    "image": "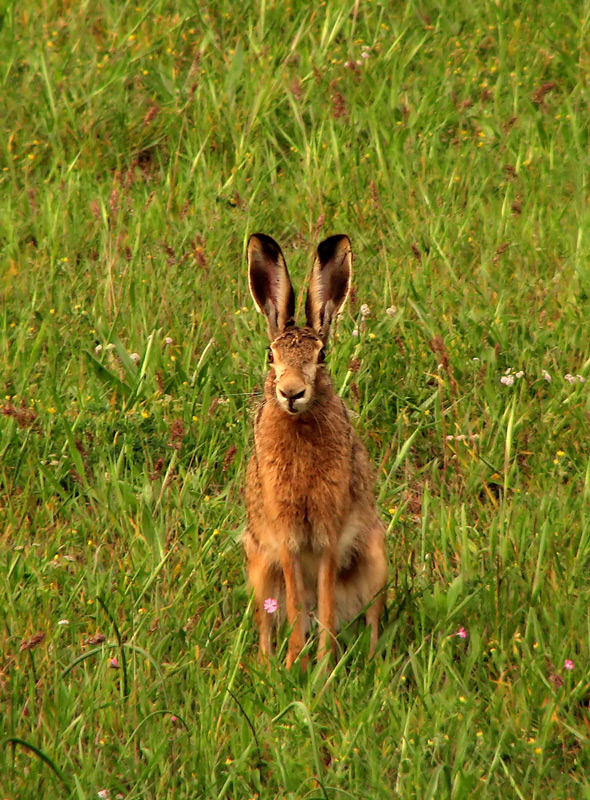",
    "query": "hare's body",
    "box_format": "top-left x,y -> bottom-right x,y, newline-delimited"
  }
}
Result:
244,234 -> 387,667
